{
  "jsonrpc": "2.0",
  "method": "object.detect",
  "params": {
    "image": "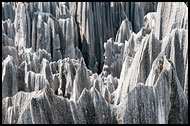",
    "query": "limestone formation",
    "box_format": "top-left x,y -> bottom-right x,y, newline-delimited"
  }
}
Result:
2,56 -> 18,99
71,58 -> 91,101
155,2 -> 188,40
161,29 -> 188,90
115,32 -> 161,105
115,18 -> 133,43
2,2 -> 15,22
103,38 -> 124,78
2,2 -> 188,124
